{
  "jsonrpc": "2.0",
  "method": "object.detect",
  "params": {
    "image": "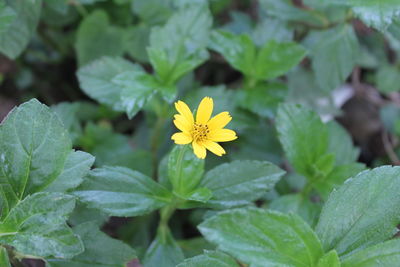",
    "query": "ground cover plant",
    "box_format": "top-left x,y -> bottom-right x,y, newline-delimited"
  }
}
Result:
1,0 -> 400,266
